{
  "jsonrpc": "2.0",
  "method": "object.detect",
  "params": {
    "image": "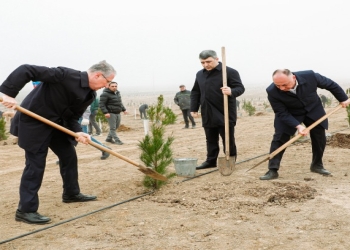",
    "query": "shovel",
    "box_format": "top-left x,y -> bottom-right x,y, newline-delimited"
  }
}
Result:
217,47 -> 235,176
246,104 -> 343,172
0,97 -> 167,181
